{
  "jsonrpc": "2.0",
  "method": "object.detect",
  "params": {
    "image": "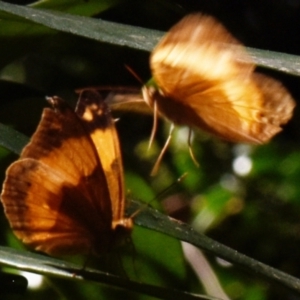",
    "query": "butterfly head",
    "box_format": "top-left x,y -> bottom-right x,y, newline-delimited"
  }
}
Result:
142,78 -> 164,108
109,217 -> 133,249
